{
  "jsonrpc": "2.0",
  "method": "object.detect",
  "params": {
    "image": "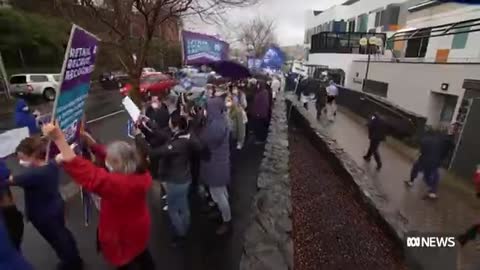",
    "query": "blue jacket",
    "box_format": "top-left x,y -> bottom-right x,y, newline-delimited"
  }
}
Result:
14,99 -> 39,135
0,217 -> 33,270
